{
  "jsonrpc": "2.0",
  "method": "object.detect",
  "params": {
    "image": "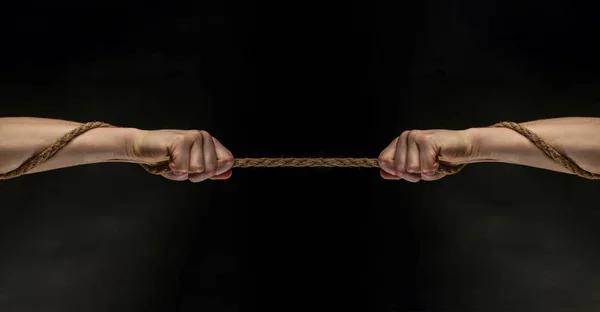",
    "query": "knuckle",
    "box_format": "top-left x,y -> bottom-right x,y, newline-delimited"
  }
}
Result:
198,130 -> 210,137
394,165 -> 406,176
181,130 -> 203,142
408,129 -> 423,142
189,164 -> 205,173
204,163 -> 217,174
406,164 -> 420,173
191,130 -> 204,140
417,134 -> 433,145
